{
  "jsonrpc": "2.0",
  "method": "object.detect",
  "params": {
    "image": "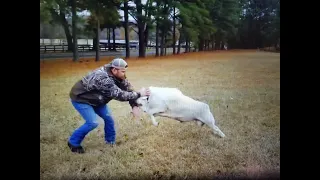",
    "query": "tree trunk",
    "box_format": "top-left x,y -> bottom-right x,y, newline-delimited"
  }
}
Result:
92,27 -> 103,51
215,34 -> 219,50
136,0 -> 145,57
144,4 -> 152,56
164,35 -> 167,55
124,0 -> 130,58
108,28 -> 111,51
172,6 -> 176,55
185,38 -> 188,53
49,9 -> 73,51
155,21 -> 159,56
60,13 -> 73,52
112,27 -> 116,51
221,41 -> 225,50
198,38 -> 204,51
160,32 -> 165,56
177,36 -> 181,54
95,18 -> 100,61
211,35 -> 214,50
138,24 -> 145,57
144,24 -> 149,56
177,24 -> 183,54
71,0 -> 78,61
92,35 -> 97,51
